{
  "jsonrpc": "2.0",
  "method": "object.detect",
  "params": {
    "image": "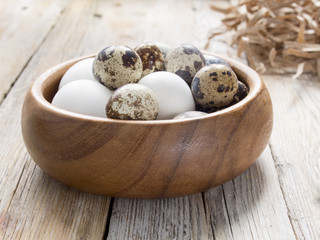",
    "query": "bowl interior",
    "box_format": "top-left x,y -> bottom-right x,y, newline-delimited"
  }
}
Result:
38,53 -> 257,124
